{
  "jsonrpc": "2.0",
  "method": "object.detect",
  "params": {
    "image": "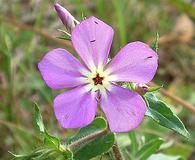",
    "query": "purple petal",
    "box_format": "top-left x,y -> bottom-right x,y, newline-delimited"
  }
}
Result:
71,16 -> 114,70
54,3 -> 76,29
38,48 -> 88,89
100,84 -> 147,132
54,85 -> 97,128
108,41 -> 158,83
